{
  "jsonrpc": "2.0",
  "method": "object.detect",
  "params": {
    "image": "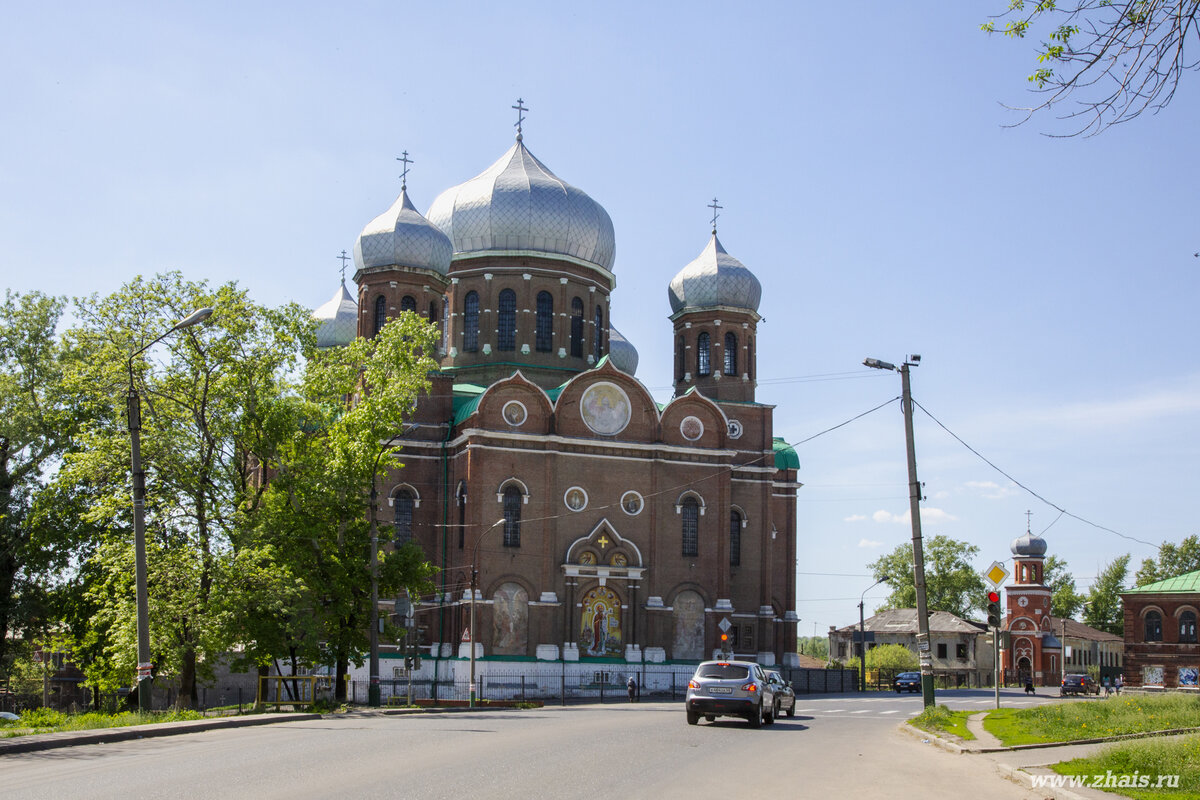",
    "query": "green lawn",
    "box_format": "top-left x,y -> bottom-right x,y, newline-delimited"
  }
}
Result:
908,705 -> 976,740
0,707 -> 206,738
1051,734 -> 1200,800
984,694 -> 1200,747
